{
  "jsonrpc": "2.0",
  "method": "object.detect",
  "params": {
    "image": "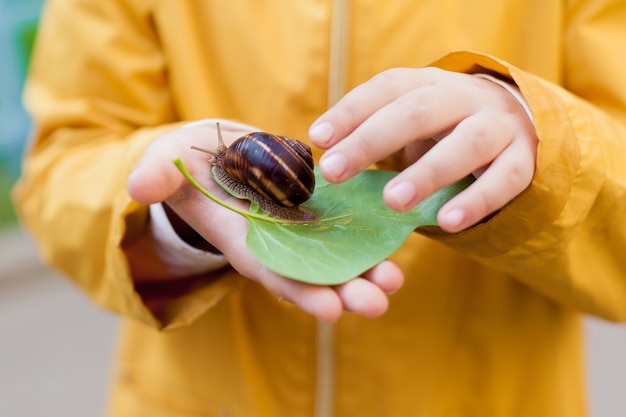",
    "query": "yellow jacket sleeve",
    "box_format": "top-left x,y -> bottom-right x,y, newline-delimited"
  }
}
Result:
14,0 -> 626,331
13,0 -> 243,330
423,0 -> 626,321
